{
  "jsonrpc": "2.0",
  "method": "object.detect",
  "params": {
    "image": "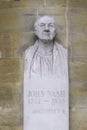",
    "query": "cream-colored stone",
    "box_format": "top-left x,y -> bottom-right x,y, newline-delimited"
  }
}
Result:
69,43 -> 87,61
69,9 -> 87,43
69,61 -> 87,82
0,0 -> 43,9
70,108 -> 87,130
46,0 -> 66,7
0,58 -> 21,83
0,82 -> 22,125
0,126 -> 22,130
70,81 -> 87,107
69,0 -> 87,8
